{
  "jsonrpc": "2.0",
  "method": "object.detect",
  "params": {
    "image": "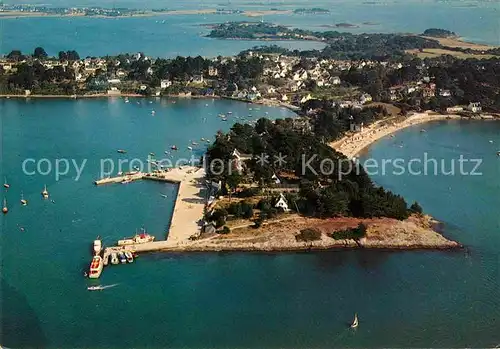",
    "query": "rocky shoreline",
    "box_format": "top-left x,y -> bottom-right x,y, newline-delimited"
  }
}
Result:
159,215 -> 461,253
